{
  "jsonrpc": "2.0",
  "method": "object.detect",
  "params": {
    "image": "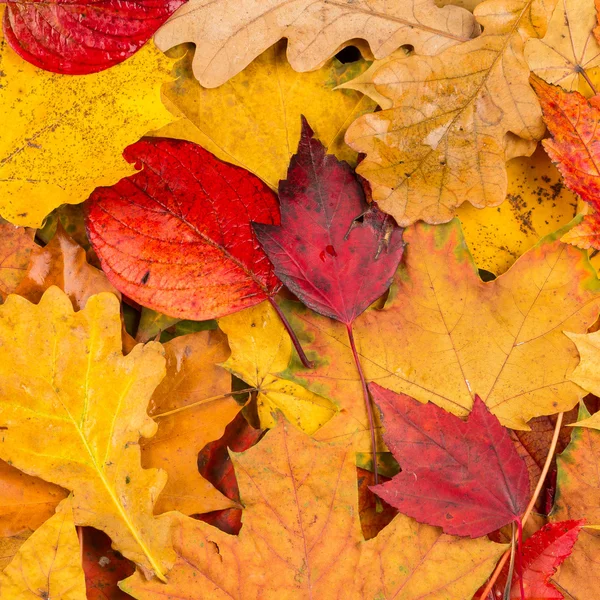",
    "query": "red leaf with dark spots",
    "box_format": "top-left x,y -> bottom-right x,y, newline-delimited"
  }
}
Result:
492,520 -> 583,599
197,412 -> 264,535
3,0 -> 185,74
369,383 -> 530,538
85,137 -> 281,321
252,117 -> 404,326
